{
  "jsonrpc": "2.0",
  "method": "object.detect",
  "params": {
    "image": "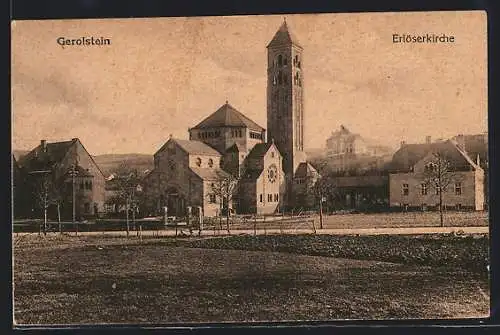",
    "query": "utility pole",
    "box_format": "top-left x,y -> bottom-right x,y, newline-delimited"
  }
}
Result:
69,158 -> 79,235
319,194 -> 324,230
